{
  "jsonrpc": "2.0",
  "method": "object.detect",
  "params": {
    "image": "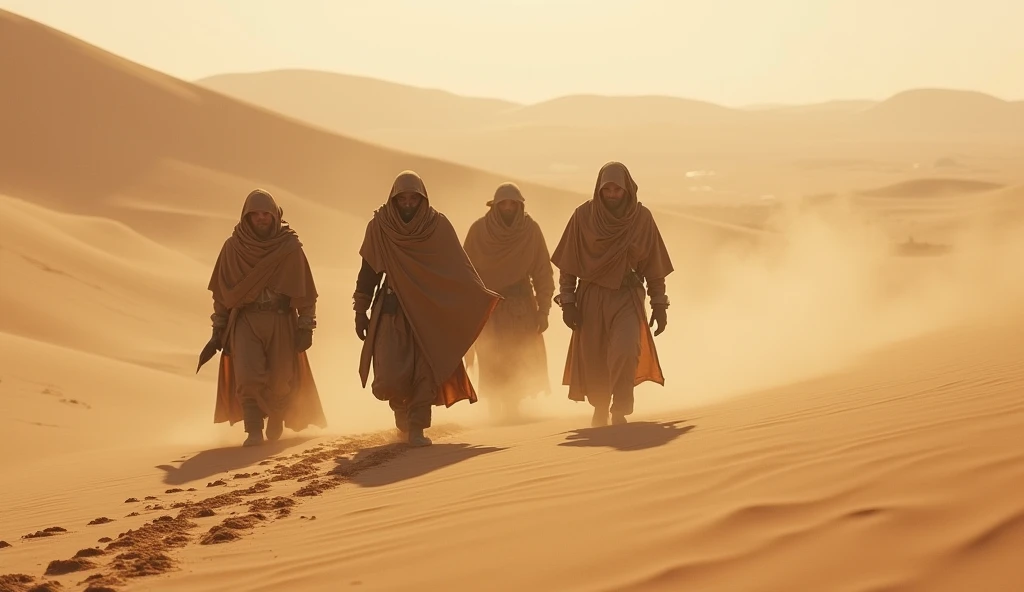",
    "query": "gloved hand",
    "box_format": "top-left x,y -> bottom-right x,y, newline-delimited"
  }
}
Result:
355,311 -> 370,341
295,327 -> 313,352
537,311 -> 549,333
649,305 -> 668,336
561,303 -> 581,330
209,326 -> 224,351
